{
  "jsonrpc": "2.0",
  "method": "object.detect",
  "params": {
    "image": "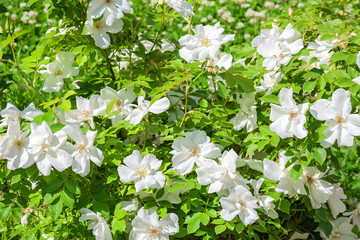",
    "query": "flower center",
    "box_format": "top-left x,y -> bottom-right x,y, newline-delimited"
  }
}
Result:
136,166 -> 148,178
307,175 -> 315,185
138,103 -> 148,112
82,110 -> 91,119
115,100 -> 123,110
334,115 -> 344,125
94,20 -> 104,30
106,0 -> 113,4
201,38 -> 211,47
189,147 -> 200,157
236,200 -> 246,210
41,143 -> 51,154
279,52 -> 285,59
148,227 -> 160,237
331,228 -> 341,239
267,78 -> 276,86
53,68 -> 62,76
289,111 -> 297,120
77,144 -> 87,154
15,139 -> 24,148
